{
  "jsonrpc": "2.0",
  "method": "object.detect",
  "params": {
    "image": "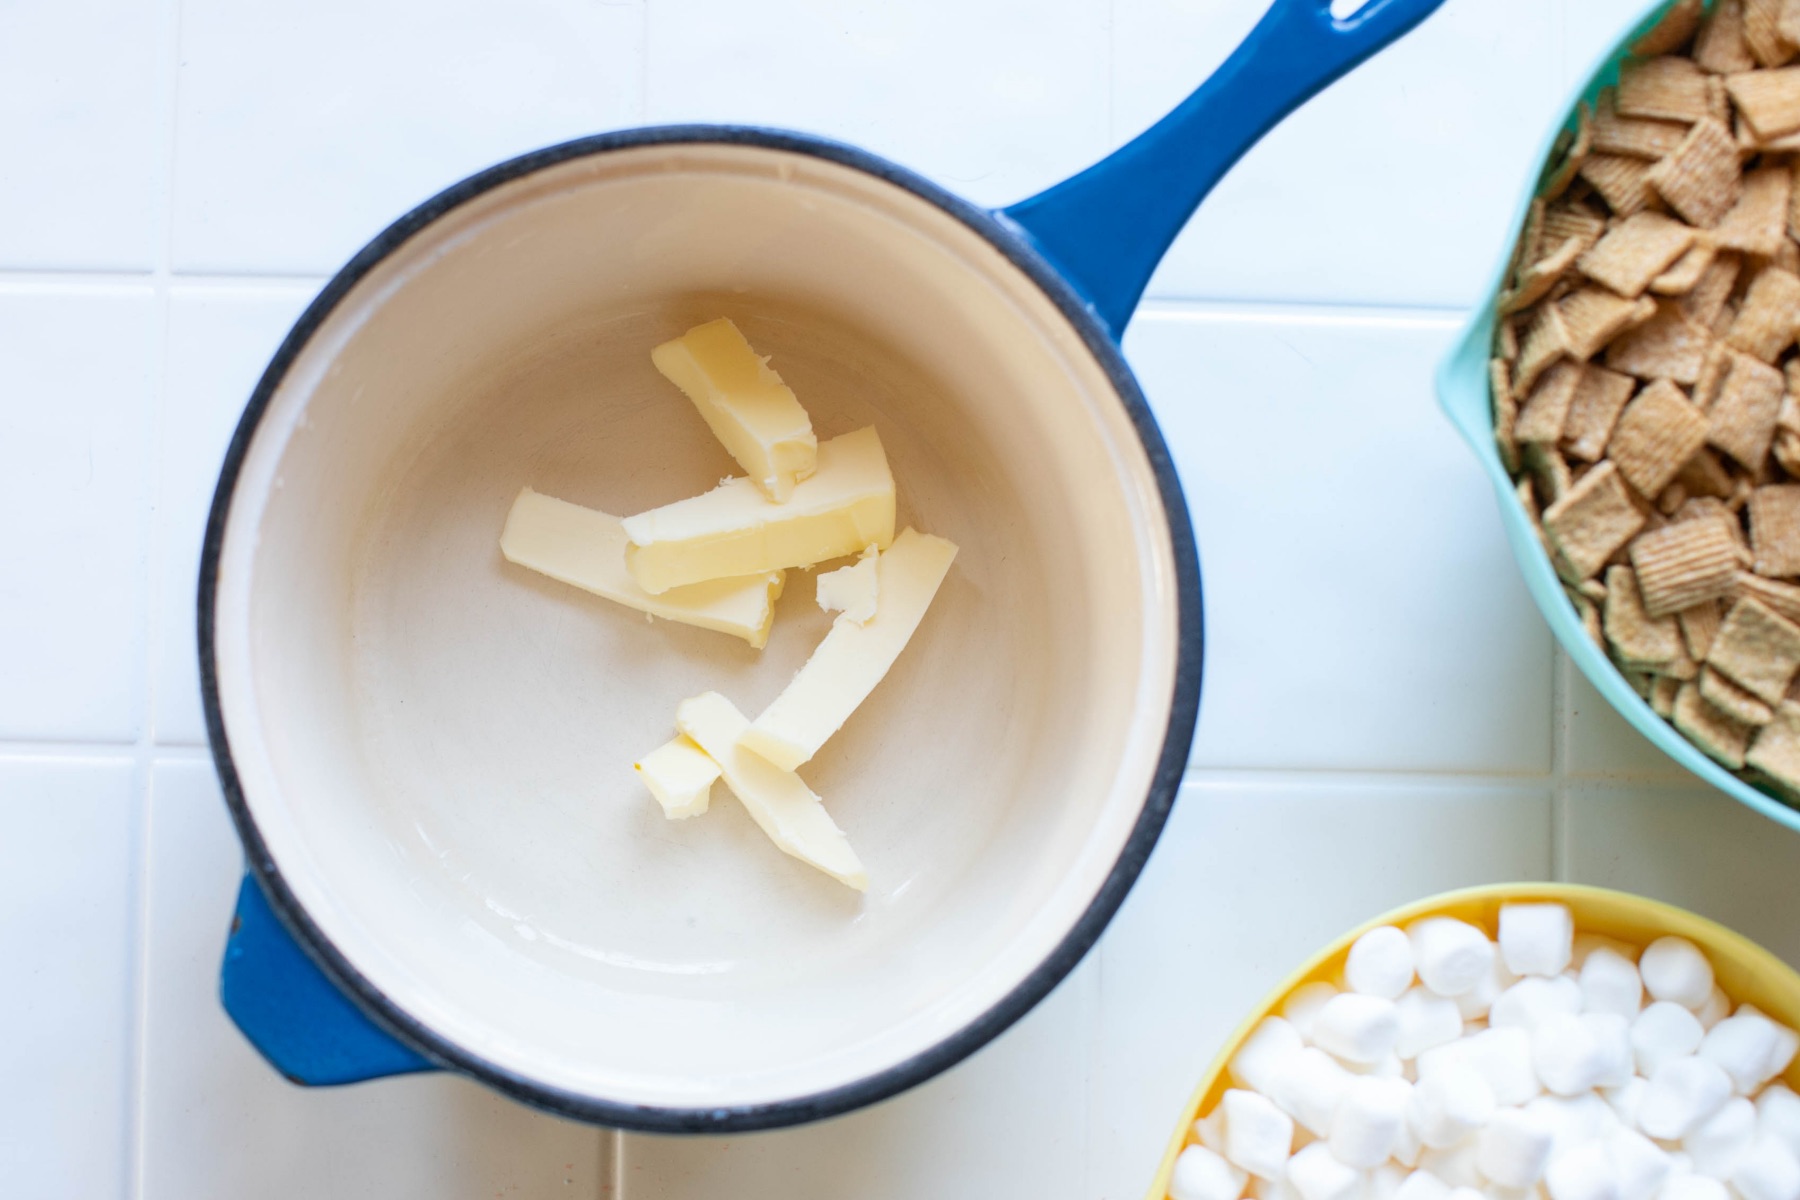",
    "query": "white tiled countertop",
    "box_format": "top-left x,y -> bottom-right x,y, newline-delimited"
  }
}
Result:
6,0 -> 1796,1196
